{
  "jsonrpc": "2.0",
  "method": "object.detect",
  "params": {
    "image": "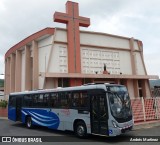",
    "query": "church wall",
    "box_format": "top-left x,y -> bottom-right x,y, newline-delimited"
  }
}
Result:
119,51 -> 132,75
55,29 -> 67,43
38,35 -> 53,48
81,47 -> 132,75
127,80 -> 135,99
21,49 -> 25,91
38,36 -> 53,89
133,41 -> 140,50
38,45 -> 52,73
80,32 -> 130,50
145,80 -> 151,98
4,28 -> 157,99
45,78 -> 56,89
135,52 -> 146,75
38,45 -> 51,89
48,43 -> 68,73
